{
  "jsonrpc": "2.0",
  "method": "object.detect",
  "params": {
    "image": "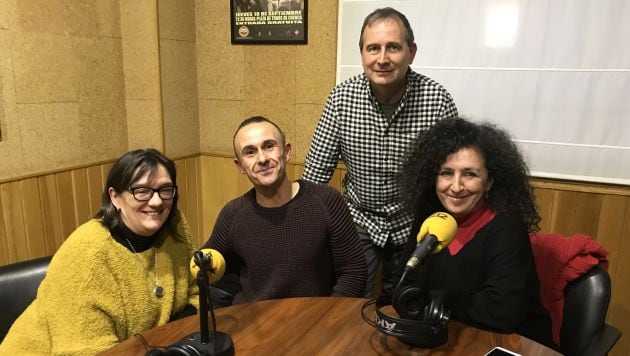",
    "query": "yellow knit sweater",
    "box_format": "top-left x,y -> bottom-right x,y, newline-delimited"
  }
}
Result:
0,211 -> 199,355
